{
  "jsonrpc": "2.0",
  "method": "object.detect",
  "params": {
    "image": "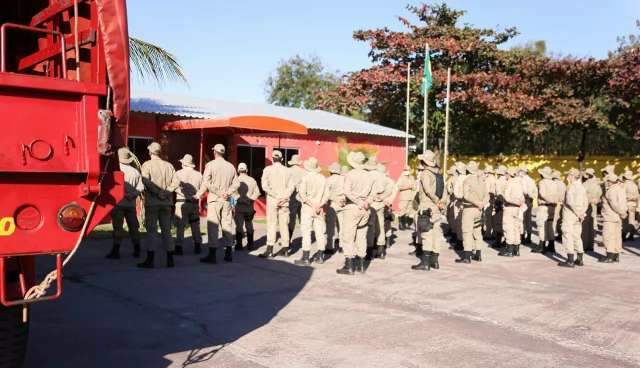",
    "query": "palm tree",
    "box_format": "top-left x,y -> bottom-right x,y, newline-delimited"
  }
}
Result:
129,37 -> 187,85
